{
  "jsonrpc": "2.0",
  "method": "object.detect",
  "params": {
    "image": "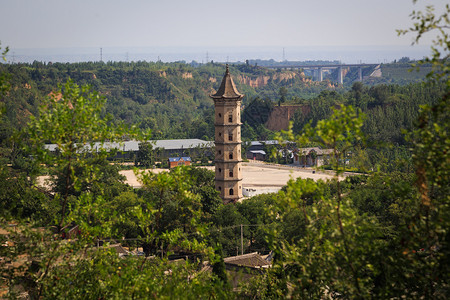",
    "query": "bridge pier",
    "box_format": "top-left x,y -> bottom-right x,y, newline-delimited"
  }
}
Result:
337,67 -> 343,84
358,67 -> 363,81
317,67 -> 323,82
